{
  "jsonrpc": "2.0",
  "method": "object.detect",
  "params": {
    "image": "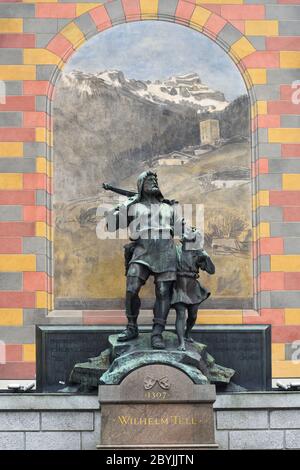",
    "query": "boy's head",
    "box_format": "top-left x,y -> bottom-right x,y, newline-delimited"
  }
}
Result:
182,227 -> 204,251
